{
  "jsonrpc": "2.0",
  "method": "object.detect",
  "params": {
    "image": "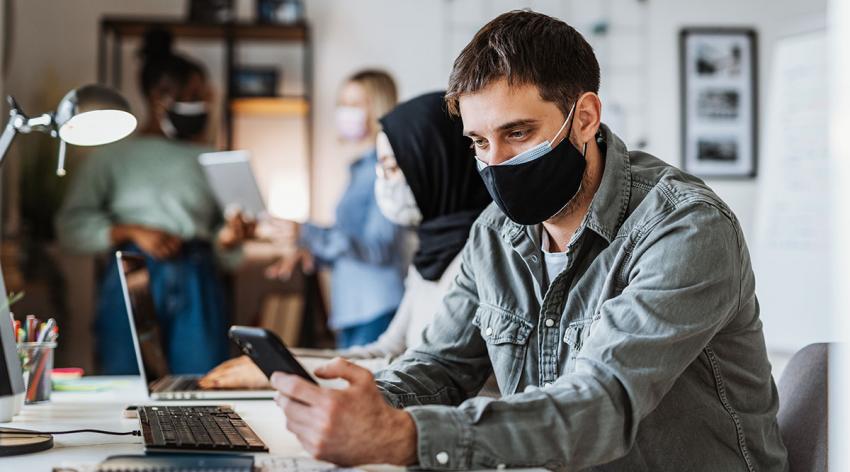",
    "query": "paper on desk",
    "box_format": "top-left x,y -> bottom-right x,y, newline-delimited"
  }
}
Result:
257,456 -> 368,472
53,377 -> 132,392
